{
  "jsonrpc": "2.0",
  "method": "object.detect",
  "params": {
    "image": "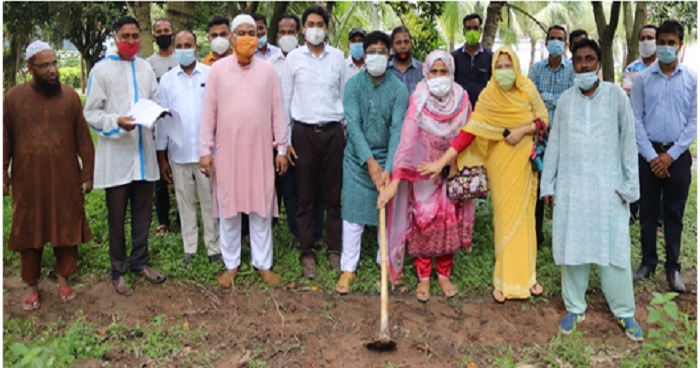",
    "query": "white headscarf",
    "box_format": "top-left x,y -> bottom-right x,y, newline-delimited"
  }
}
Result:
25,40 -> 53,60
231,14 -> 255,32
